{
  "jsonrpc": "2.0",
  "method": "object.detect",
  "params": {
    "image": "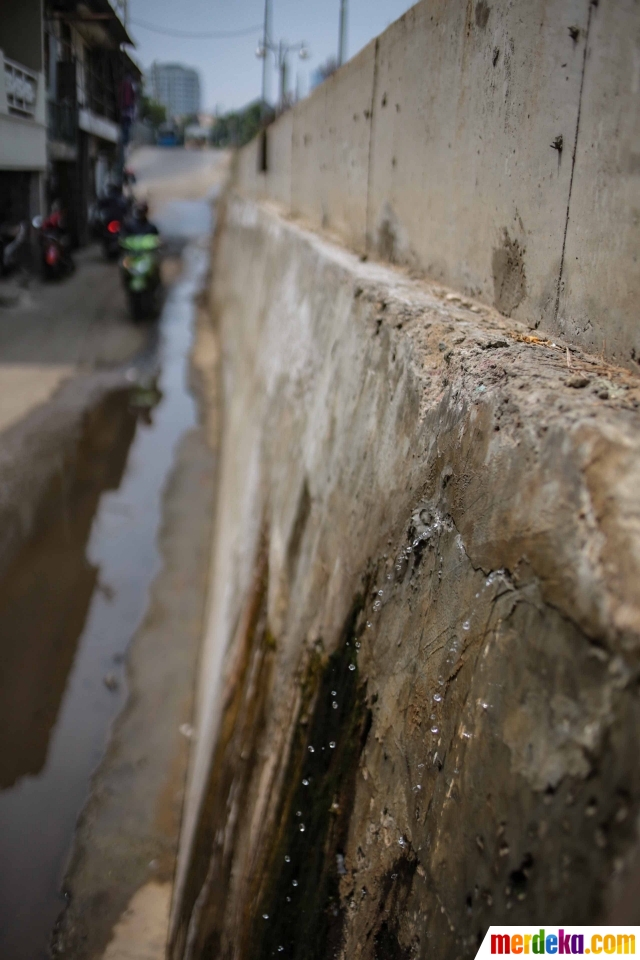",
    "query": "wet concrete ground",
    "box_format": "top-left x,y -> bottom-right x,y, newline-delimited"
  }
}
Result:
0,149 -> 225,959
